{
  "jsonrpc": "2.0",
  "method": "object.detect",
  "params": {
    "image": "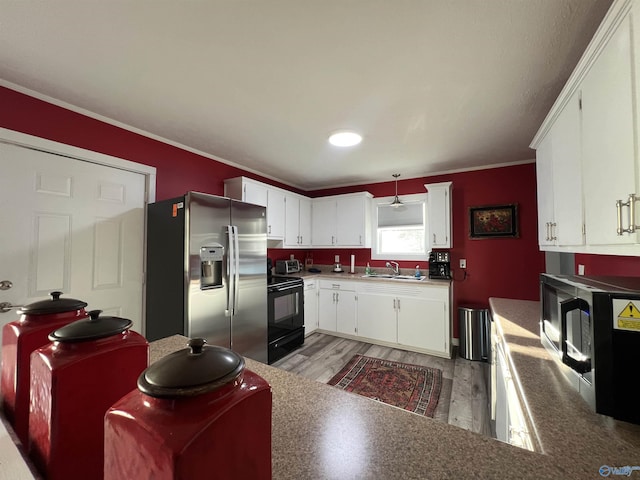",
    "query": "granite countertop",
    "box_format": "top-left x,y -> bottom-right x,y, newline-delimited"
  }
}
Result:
150,336 -> 569,479
489,298 -> 640,478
